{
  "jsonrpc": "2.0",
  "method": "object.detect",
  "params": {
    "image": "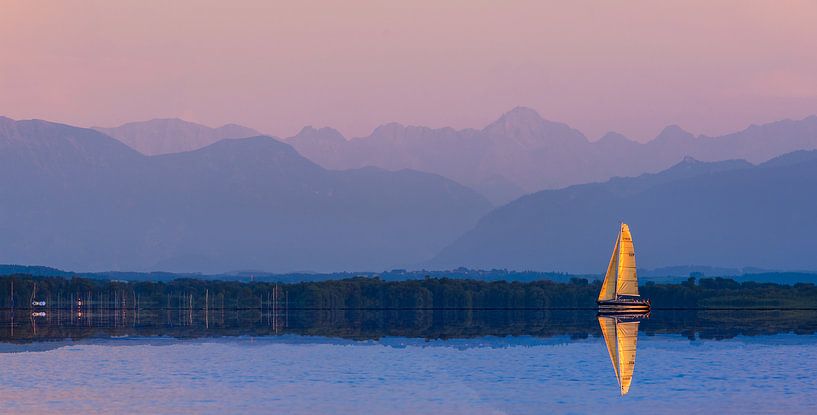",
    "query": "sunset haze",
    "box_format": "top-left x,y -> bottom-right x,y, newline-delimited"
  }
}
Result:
2,0 -> 817,140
